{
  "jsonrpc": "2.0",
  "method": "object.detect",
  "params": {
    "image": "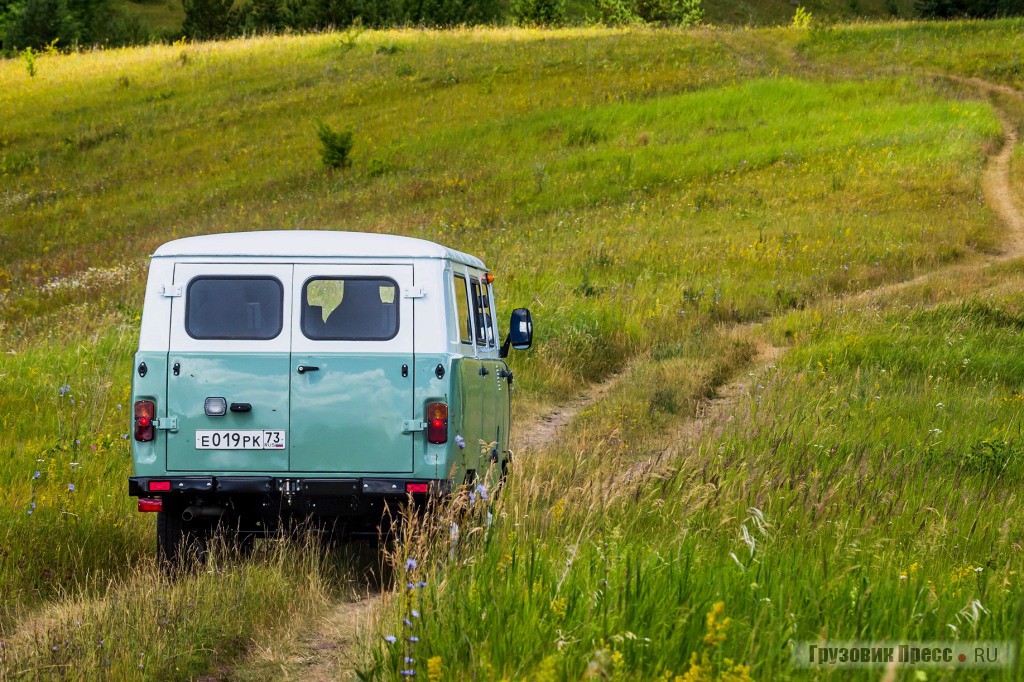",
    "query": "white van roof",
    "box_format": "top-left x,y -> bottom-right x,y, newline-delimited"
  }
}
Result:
152,230 -> 487,269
